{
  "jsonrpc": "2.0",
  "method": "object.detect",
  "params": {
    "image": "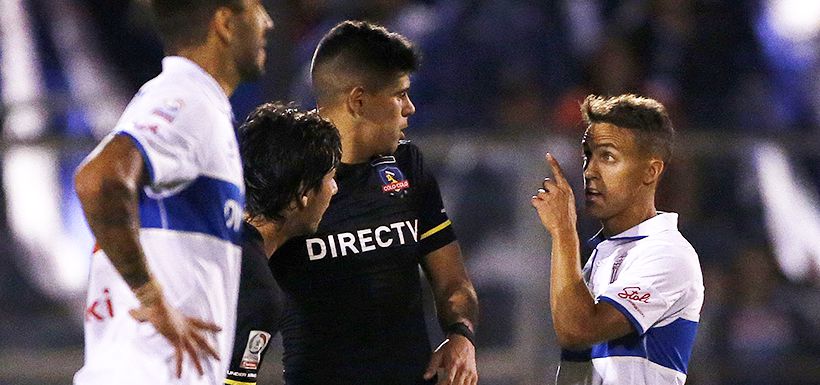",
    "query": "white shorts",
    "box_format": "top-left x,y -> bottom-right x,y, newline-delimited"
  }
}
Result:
74,233 -> 240,385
